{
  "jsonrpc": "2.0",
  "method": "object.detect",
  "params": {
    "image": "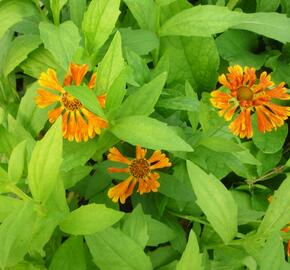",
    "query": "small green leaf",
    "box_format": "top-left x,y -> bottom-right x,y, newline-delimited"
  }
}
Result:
49,236 -> 86,270
28,119 -> 63,203
0,201 -> 37,269
39,21 -> 81,70
198,137 -> 245,153
120,28 -> 159,55
3,35 -> 41,76
216,30 -> 266,69
95,32 -> 124,93
187,161 -> 238,243
69,0 -> 86,29
259,232 -> 285,270
258,175 -> 290,235
124,0 -> 157,31
8,140 -> 27,183
64,85 -> 106,119
116,72 -> 167,118
176,230 -> 203,270
50,0 -> 67,25
256,0 -> 280,12
0,0 -> 39,40
122,205 -> 149,249
82,0 -> 120,55
110,116 -> 193,152
85,227 -> 152,270
253,124 -> 288,154
60,204 -> 124,235
0,195 -> 23,222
